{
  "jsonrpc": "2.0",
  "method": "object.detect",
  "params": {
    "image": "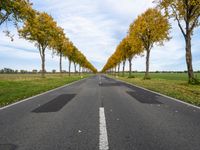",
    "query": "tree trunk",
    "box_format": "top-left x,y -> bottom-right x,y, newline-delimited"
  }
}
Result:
79,65 -> 81,75
115,66 -> 117,76
185,34 -> 195,83
74,62 -> 76,74
144,49 -> 150,79
68,59 -> 71,76
122,60 -> 126,77
128,57 -> 132,77
176,16 -> 196,83
41,48 -> 45,78
118,63 -> 120,76
59,52 -> 62,74
38,45 -> 46,78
